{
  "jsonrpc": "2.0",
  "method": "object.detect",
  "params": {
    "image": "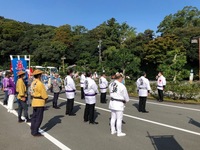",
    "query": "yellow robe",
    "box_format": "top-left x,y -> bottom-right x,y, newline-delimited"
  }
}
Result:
16,78 -> 27,101
31,79 -> 48,107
